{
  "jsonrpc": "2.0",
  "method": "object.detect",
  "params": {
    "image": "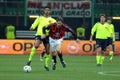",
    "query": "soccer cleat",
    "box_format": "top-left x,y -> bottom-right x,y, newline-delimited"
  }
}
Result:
96,64 -> 102,67
40,56 -> 44,61
61,61 -> 66,68
26,61 -> 31,66
109,59 -> 112,63
44,66 -> 49,71
52,63 -> 56,70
